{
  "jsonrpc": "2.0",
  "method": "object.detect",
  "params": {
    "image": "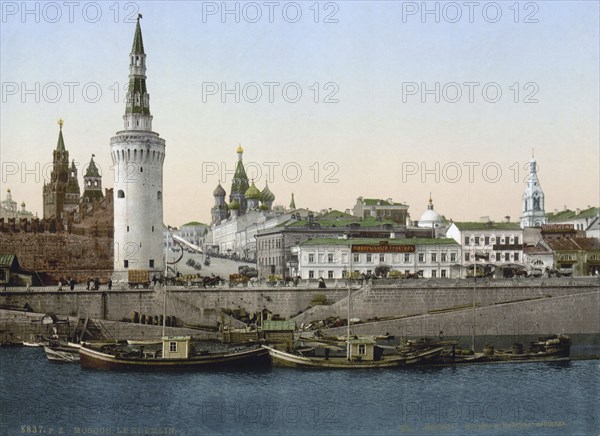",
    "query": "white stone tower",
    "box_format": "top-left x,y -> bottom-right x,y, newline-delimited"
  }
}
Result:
111,17 -> 166,280
520,151 -> 547,228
